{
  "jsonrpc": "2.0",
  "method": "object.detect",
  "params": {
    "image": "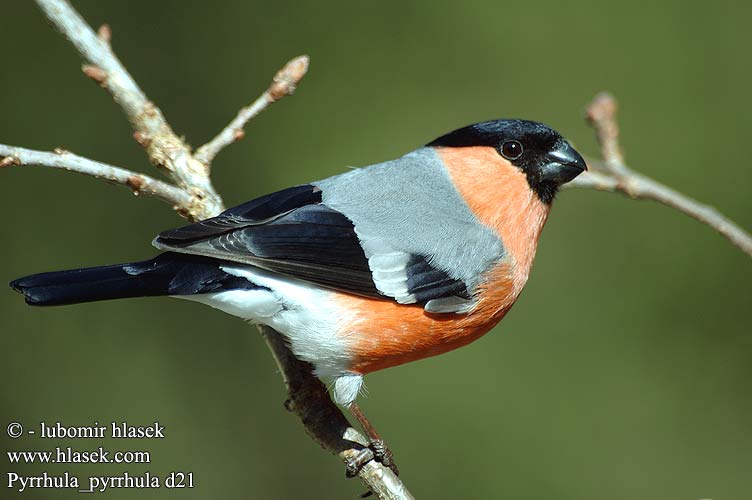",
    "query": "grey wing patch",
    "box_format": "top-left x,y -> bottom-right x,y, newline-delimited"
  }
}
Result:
424,296 -> 474,314
371,253 -> 472,313
367,251 -> 414,302
357,227 -> 472,312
